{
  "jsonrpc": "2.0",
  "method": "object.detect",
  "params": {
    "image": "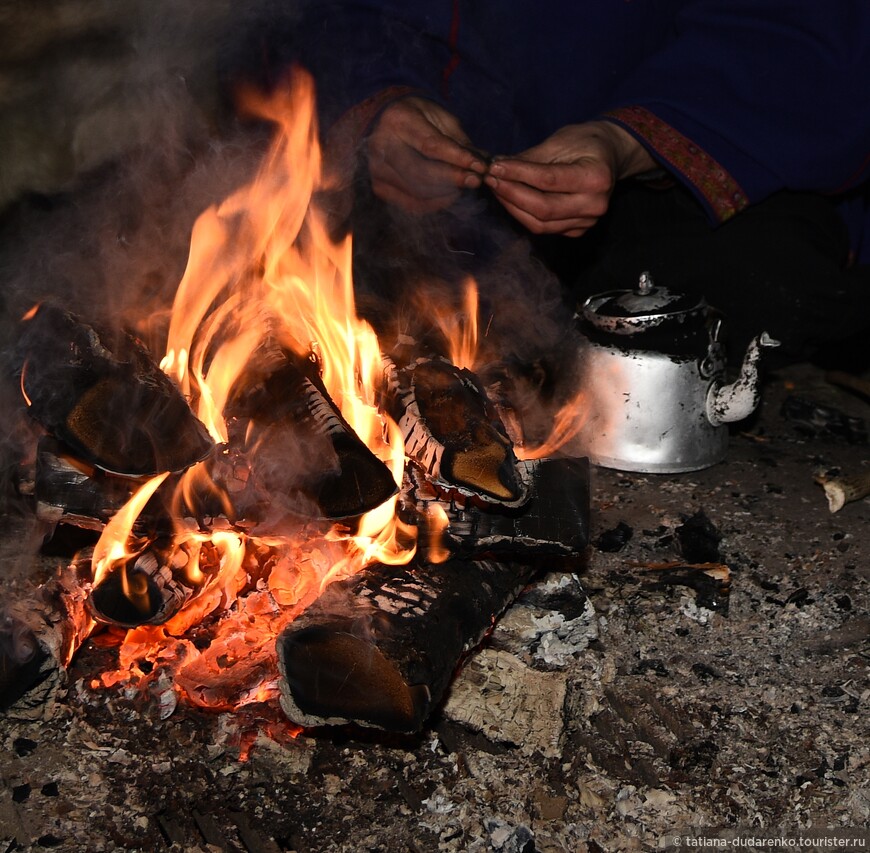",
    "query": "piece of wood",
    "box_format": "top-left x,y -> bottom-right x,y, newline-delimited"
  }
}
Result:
276,557 -> 540,732
16,302 -> 214,477
406,457 -> 589,560
815,468 -> 870,513
1,563 -> 94,716
381,354 -> 527,508
225,345 -> 397,520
